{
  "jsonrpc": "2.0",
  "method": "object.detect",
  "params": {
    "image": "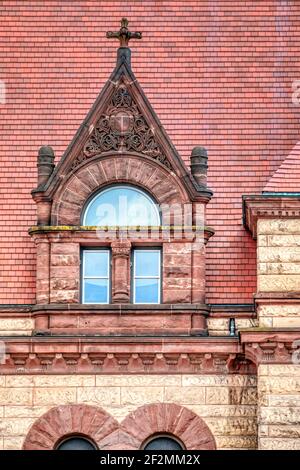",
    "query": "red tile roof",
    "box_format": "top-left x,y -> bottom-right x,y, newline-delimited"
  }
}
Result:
1,1 -> 300,304
263,142 -> 300,193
